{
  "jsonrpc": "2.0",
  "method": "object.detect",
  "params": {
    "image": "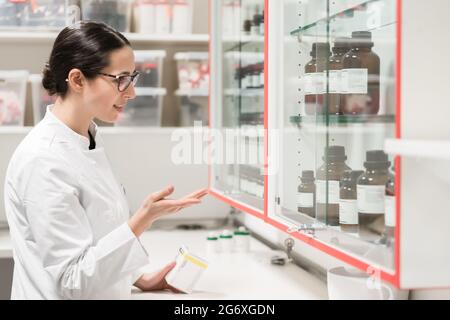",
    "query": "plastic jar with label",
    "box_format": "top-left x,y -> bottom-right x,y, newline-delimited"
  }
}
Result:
328,37 -> 351,115
297,170 -> 316,218
357,150 -> 391,237
316,146 -> 351,226
339,170 -> 364,234
304,43 -> 330,115
341,31 -> 380,115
